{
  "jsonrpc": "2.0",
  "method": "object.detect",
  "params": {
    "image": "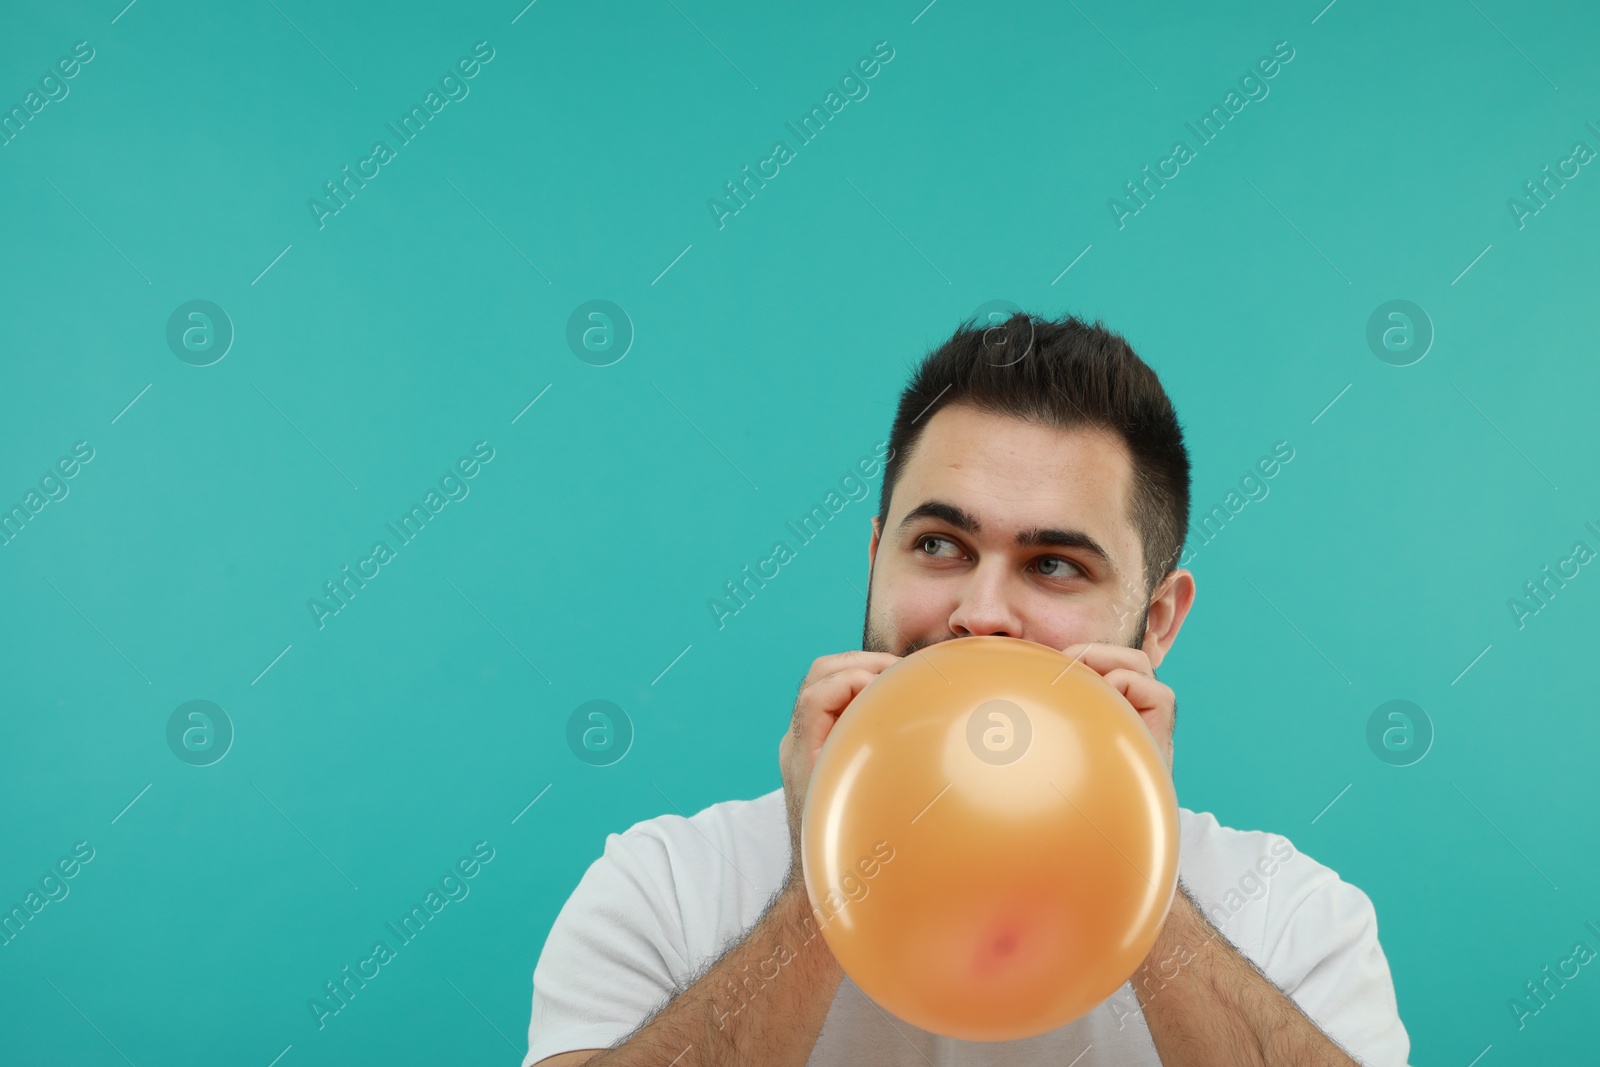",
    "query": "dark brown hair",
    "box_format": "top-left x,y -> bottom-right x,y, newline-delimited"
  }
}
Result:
878,311 -> 1190,598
